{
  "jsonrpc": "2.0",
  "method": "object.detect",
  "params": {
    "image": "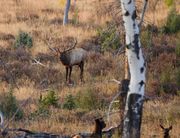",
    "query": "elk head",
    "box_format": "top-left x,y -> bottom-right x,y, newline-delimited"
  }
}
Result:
160,125 -> 172,138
